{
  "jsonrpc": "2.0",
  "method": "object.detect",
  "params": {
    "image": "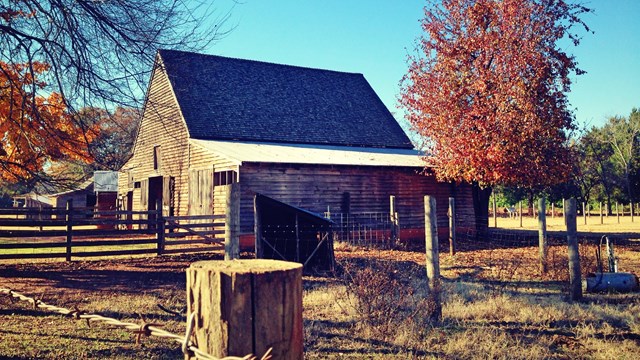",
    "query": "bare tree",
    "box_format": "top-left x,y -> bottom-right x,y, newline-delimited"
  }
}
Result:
0,0 -> 231,186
